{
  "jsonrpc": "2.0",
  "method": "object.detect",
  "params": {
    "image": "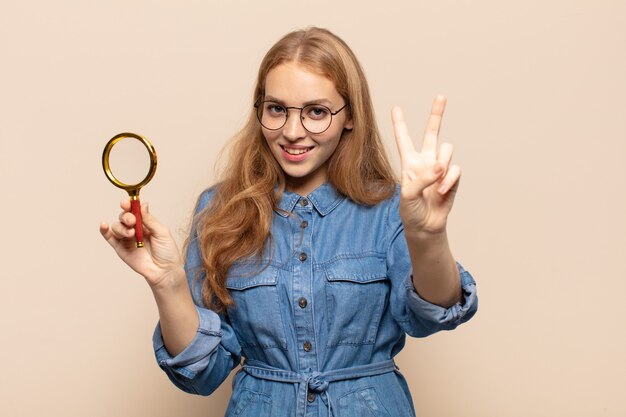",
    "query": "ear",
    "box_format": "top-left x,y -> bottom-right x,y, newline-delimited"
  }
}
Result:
344,116 -> 354,131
